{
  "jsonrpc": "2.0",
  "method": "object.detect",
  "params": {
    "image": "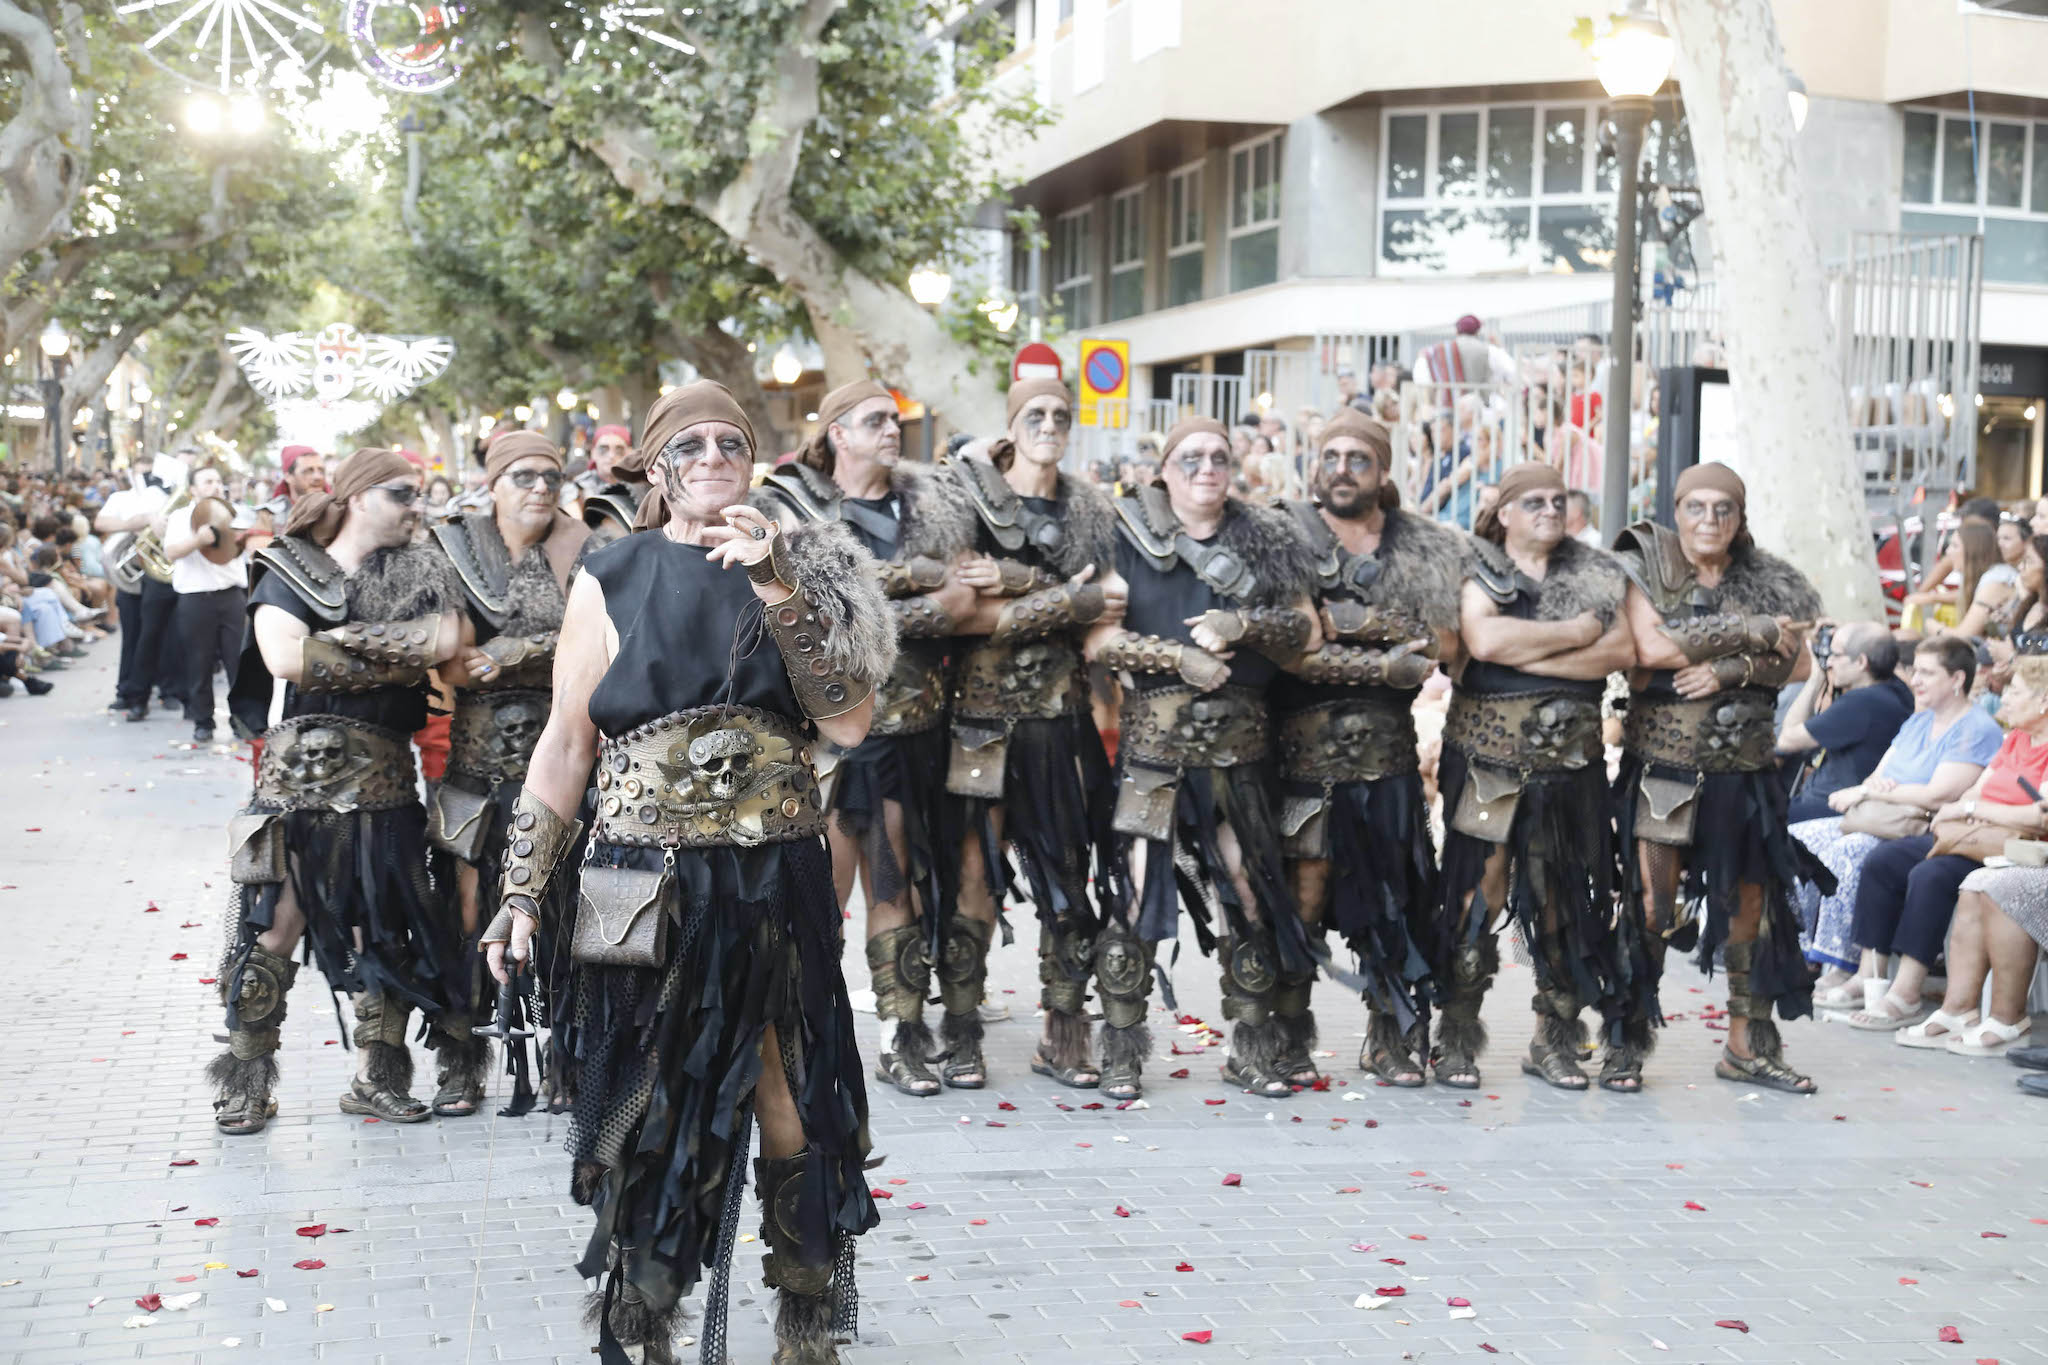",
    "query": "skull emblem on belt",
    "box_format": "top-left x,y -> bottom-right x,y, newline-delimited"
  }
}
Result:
1331,708 -> 1380,763
491,699 -> 546,769
1522,700 -> 1589,766
1175,695 -> 1242,751
288,726 -> 351,787
1001,642 -> 1056,701
688,727 -> 759,802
